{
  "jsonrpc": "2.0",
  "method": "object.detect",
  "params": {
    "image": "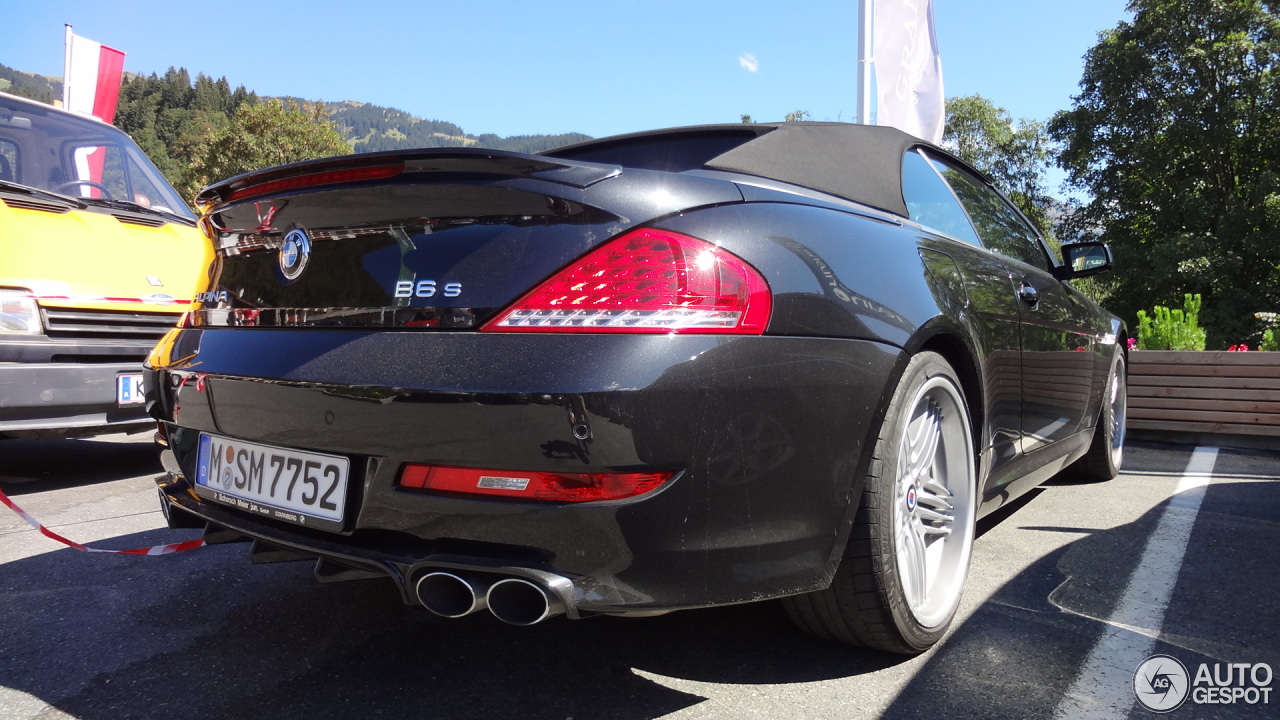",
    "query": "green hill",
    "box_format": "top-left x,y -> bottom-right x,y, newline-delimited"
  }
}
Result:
272,95 -> 590,153
324,99 -> 590,154
1,62 -> 591,154
0,64 -> 60,103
